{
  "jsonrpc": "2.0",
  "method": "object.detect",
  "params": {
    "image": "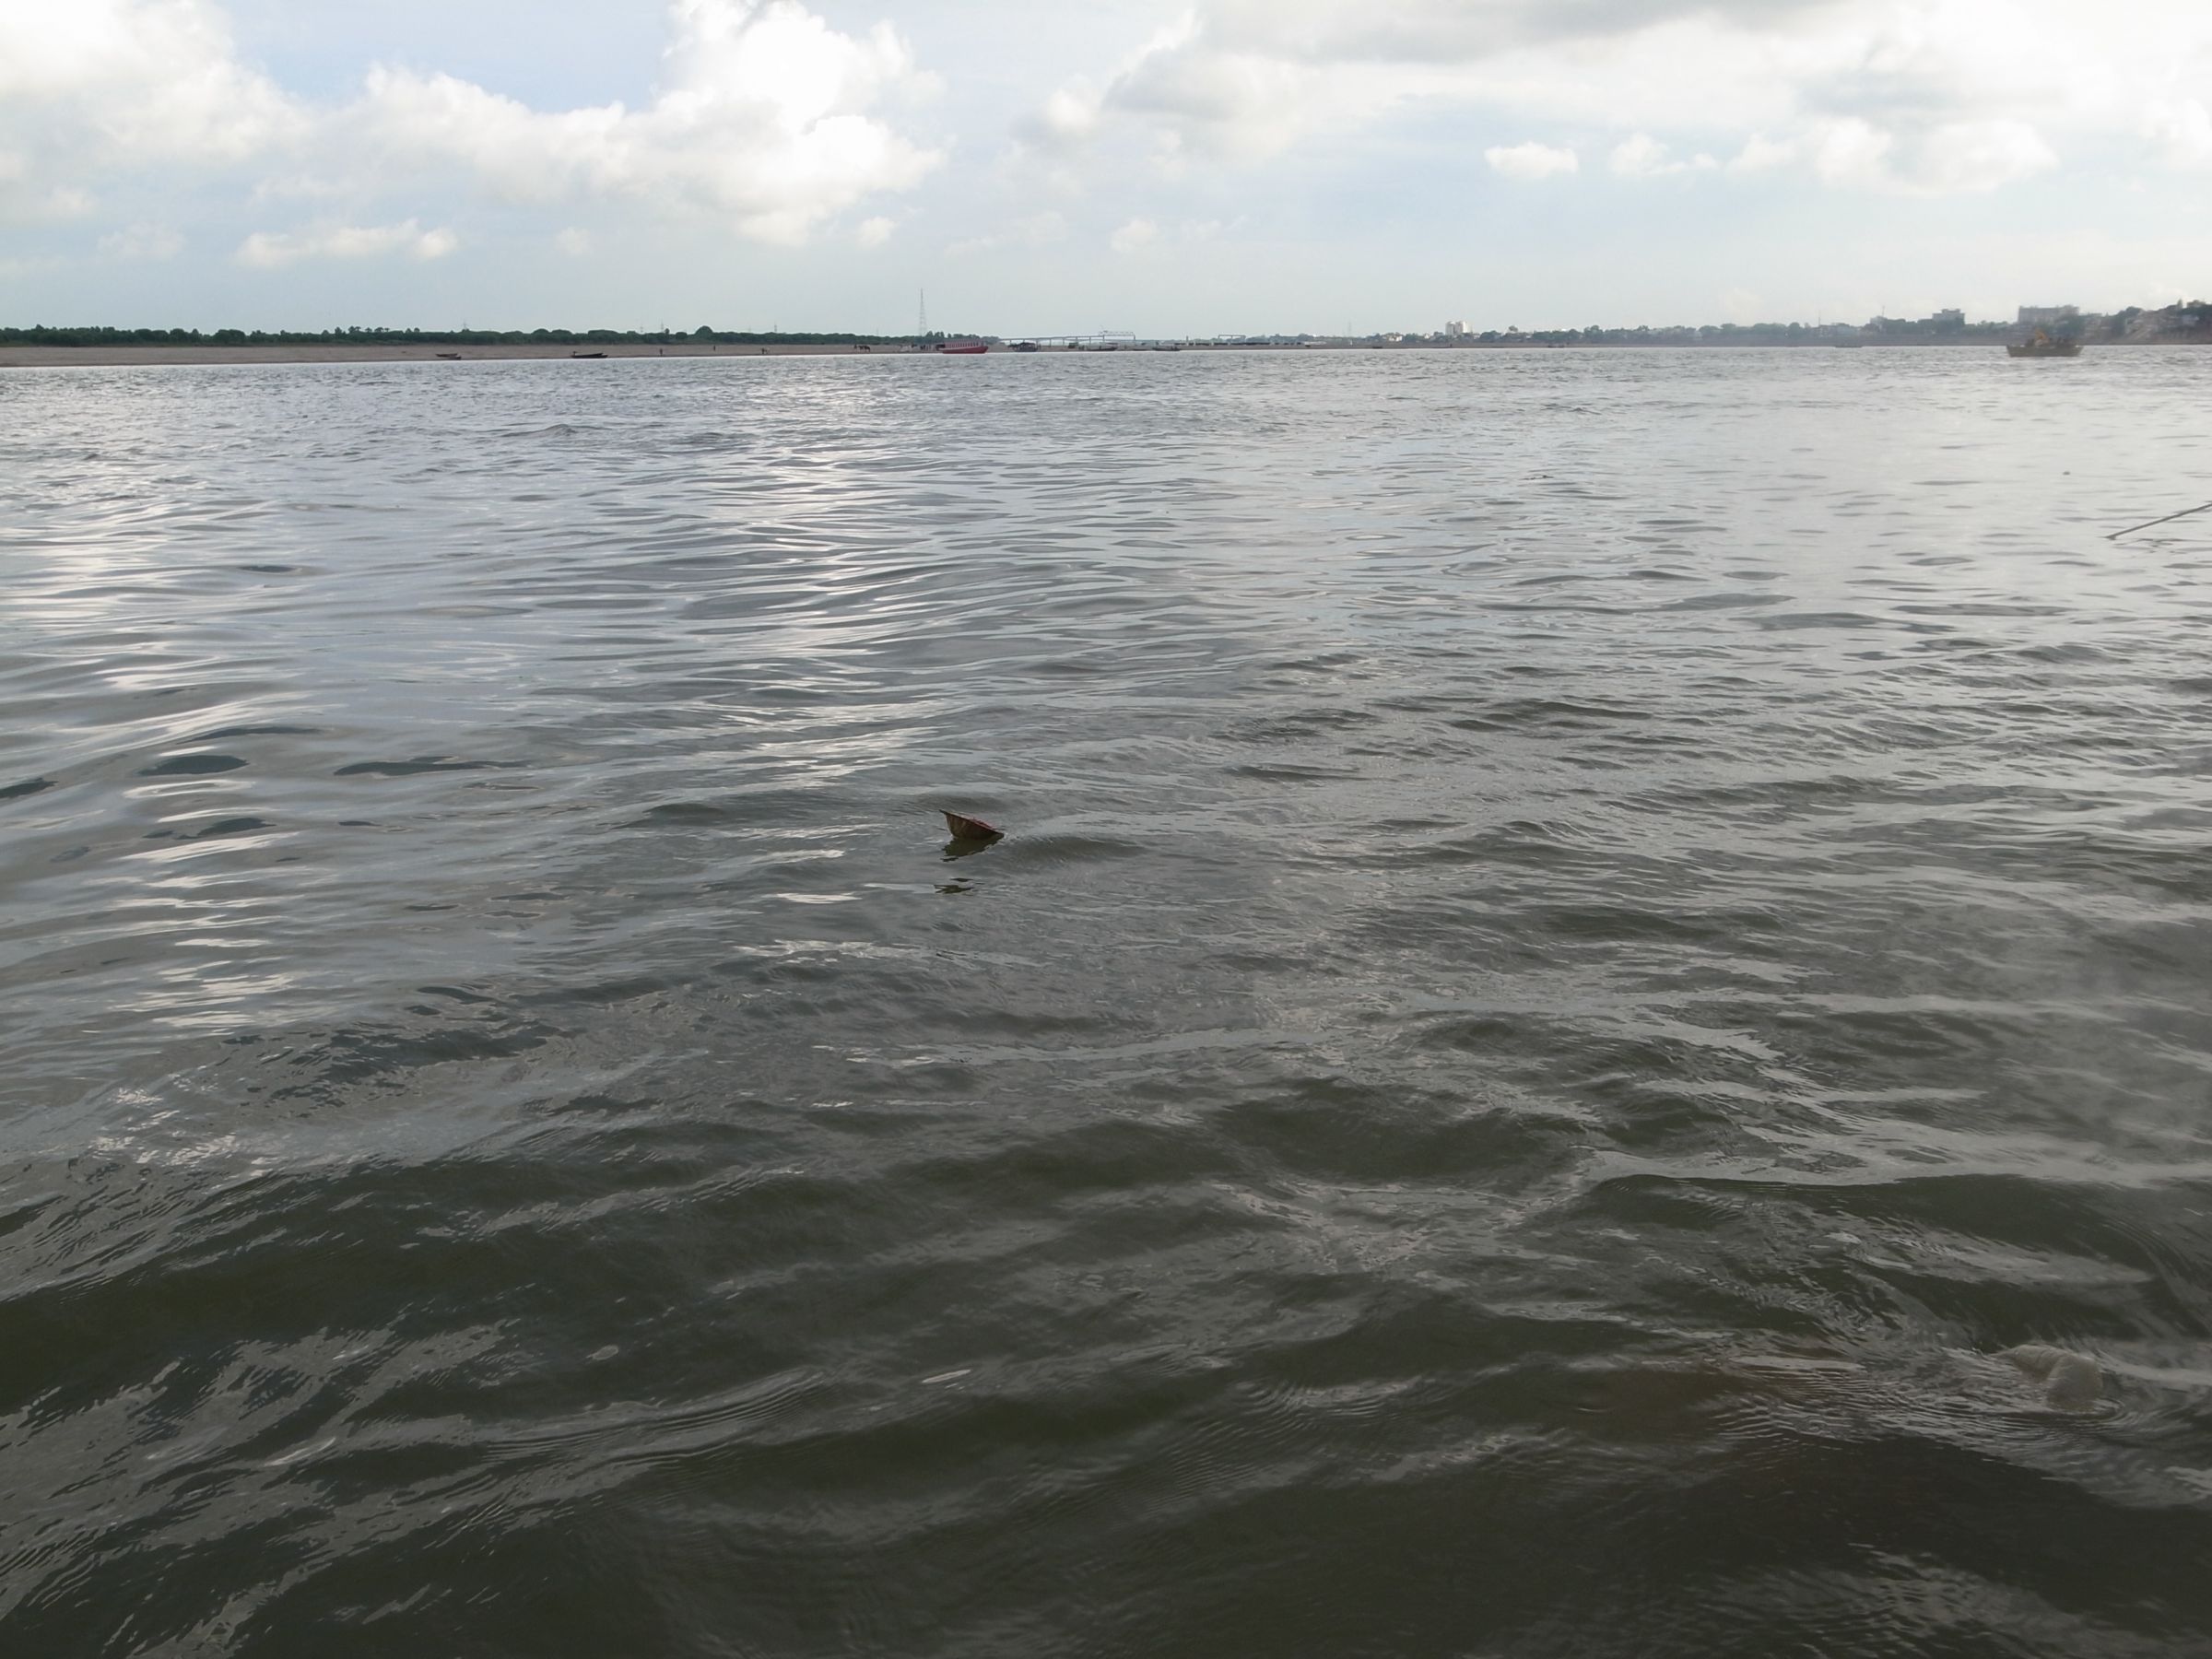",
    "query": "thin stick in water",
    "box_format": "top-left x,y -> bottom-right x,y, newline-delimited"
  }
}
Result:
2107,500 -> 2212,540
